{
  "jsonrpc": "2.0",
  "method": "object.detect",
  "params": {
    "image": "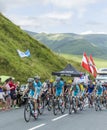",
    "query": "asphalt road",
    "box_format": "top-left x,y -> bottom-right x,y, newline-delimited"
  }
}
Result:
0,105 -> 107,130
